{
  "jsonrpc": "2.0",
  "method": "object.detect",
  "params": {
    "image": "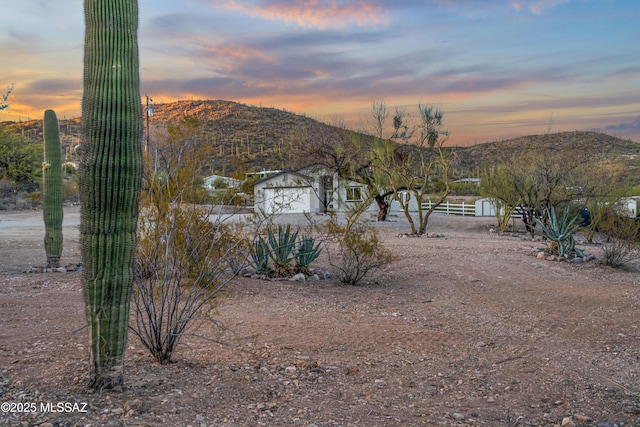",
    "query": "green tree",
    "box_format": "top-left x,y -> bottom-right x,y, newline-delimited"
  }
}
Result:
80,0 -> 143,389
0,124 -> 42,190
480,165 -> 520,232
480,139 -> 618,236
